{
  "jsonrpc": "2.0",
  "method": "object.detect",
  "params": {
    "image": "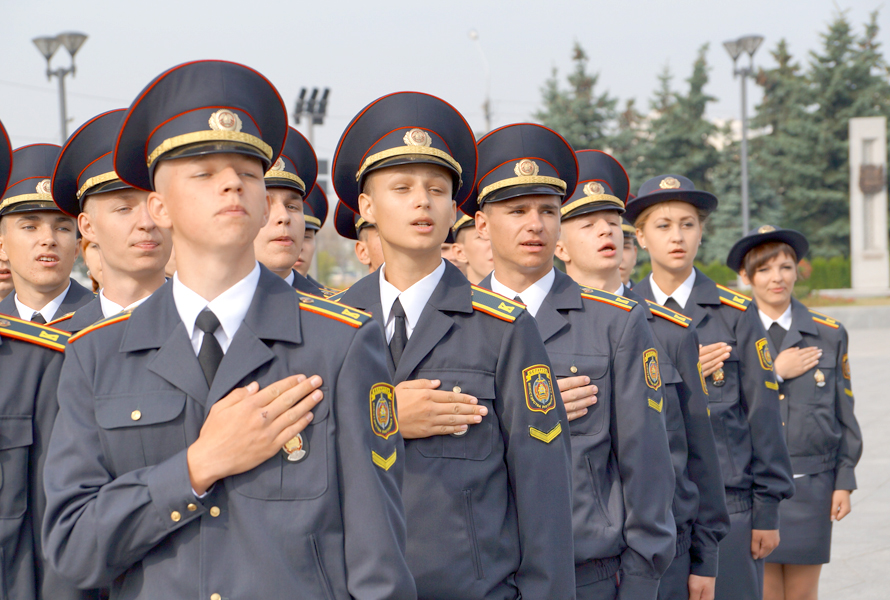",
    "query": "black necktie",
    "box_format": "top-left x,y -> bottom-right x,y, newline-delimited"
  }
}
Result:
195,309 -> 224,385
768,322 -> 786,352
664,297 -> 684,314
30,312 -> 46,324
514,295 -> 524,304
389,298 -> 407,368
